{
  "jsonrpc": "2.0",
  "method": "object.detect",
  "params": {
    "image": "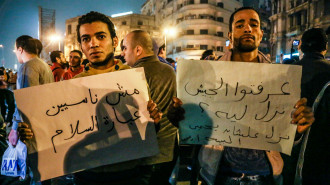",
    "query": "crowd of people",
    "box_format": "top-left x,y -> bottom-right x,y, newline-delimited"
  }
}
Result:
0,6 -> 329,185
